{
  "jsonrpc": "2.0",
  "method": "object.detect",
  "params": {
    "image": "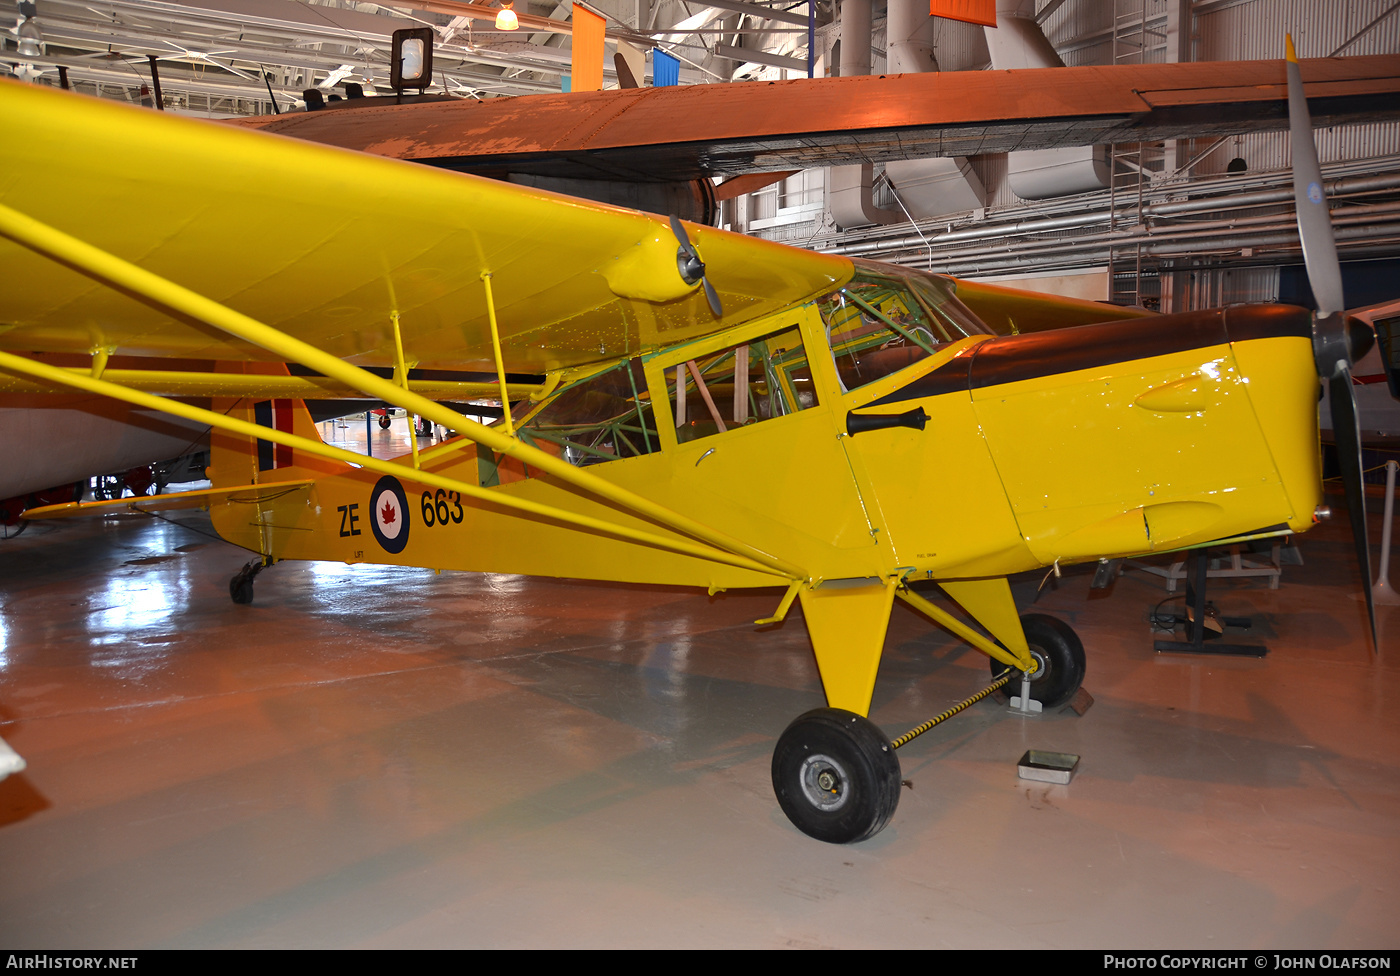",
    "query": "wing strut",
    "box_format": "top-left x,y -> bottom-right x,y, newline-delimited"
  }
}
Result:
0,348 -> 787,578
388,310 -> 421,471
0,201 -> 805,583
480,271 -> 516,439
